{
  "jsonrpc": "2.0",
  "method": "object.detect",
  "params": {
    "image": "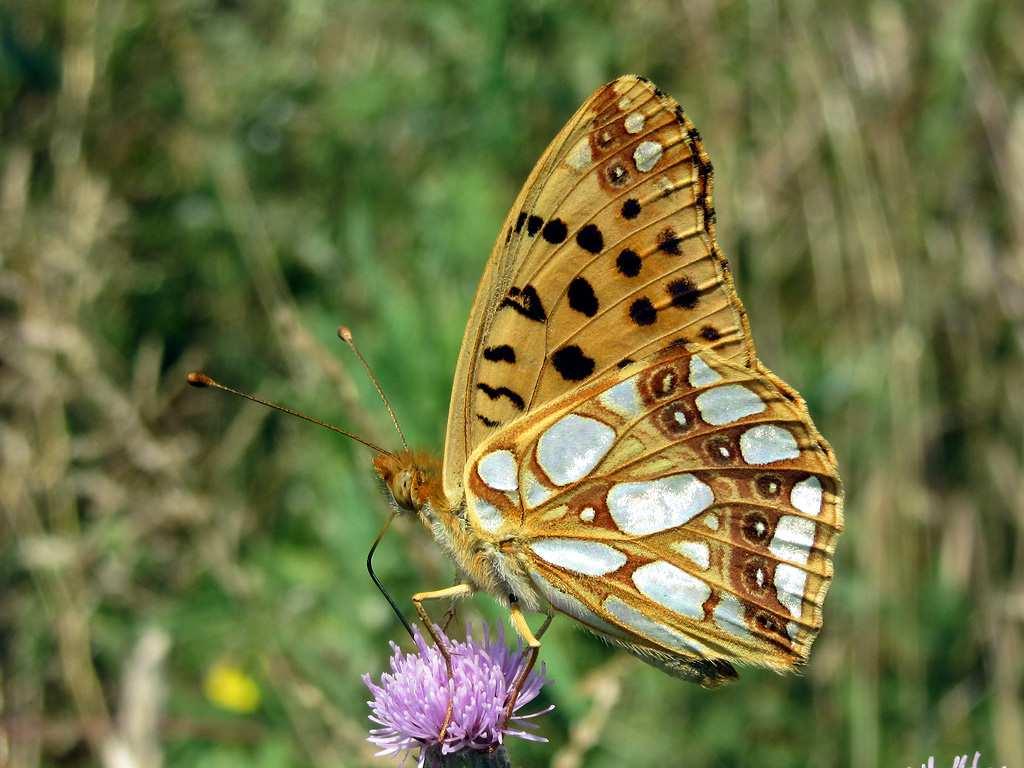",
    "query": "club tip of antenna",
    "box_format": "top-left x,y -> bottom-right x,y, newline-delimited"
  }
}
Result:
337,325 -> 353,343
186,371 -> 214,388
